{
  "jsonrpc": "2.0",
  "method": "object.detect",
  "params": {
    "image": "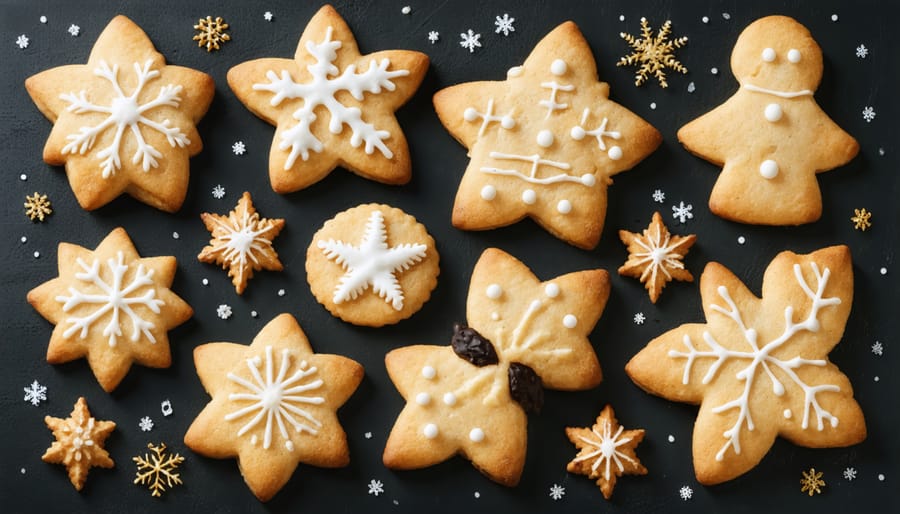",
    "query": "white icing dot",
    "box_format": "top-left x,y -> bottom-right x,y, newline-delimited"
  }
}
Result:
251,434 -> 258,445
474,492 -> 481,498
19,174 -> 27,181
608,146 -> 623,160
710,67 -> 718,75
251,310 -> 258,318
202,278 -> 209,285
702,16 -> 709,23
486,284 -> 503,299
443,392 -> 457,406
40,16 -> 47,23
544,283 -> 560,297
563,314 -> 577,328
20,236 -> 27,243
619,15 -> 625,22
581,174 -> 596,186
668,435 -> 675,443
878,474 -> 885,481
762,47 -> 776,62
415,392 -> 431,405
463,107 -> 478,121
570,126 -> 586,140
536,129 -> 554,148
737,236 -> 746,245
401,6 -> 411,14
172,232 -> 179,239
491,312 -> 500,321
783,409 -> 792,419
557,199 -> 572,214
285,440 -> 294,451
759,159 -> 779,179
364,431 -> 372,439
880,267 -> 888,275
764,103 -> 783,122
831,14 -> 838,22
650,102 -> 657,110
469,428 -> 485,442
550,59 -> 567,76
500,116 -> 515,129
423,423 -> 438,439
522,189 -> 536,205
874,376 -> 880,382
787,48 -> 801,63
507,66 -> 523,78
480,185 -> 497,200
33,251 -> 40,258
422,366 -> 436,379
278,288 -> 286,297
